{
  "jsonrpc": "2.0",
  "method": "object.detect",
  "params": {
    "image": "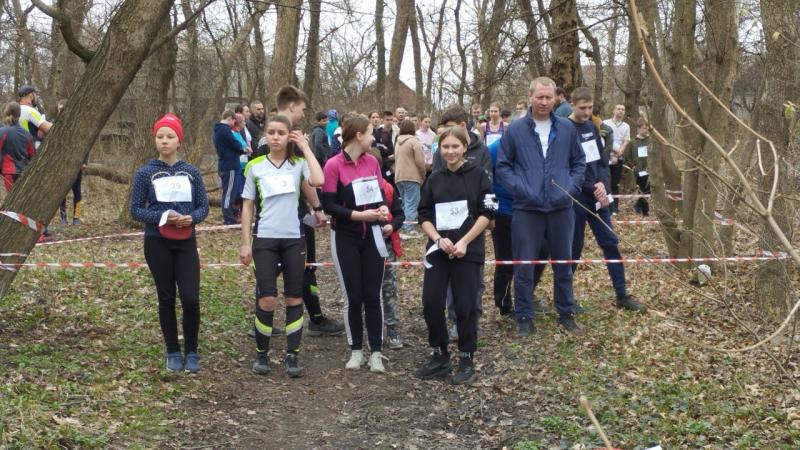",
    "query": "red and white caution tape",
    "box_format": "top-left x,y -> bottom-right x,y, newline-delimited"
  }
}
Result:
35,223 -> 241,247
0,210 -> 44,234
1,253 -> 789,270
